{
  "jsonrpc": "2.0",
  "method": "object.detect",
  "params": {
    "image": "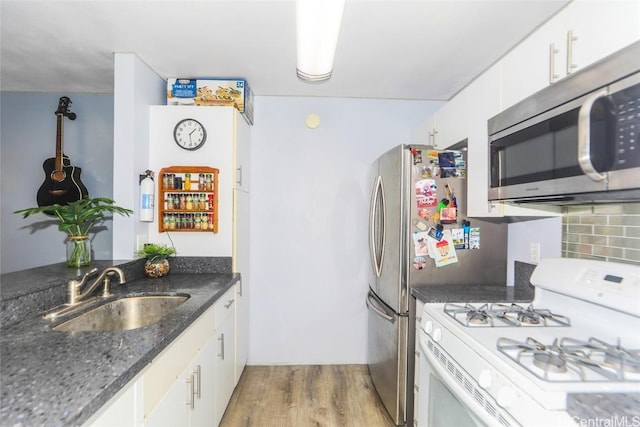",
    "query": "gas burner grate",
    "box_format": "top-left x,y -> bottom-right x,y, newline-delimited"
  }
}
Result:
444,303 -> 570,328
497,337 -> 640,382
